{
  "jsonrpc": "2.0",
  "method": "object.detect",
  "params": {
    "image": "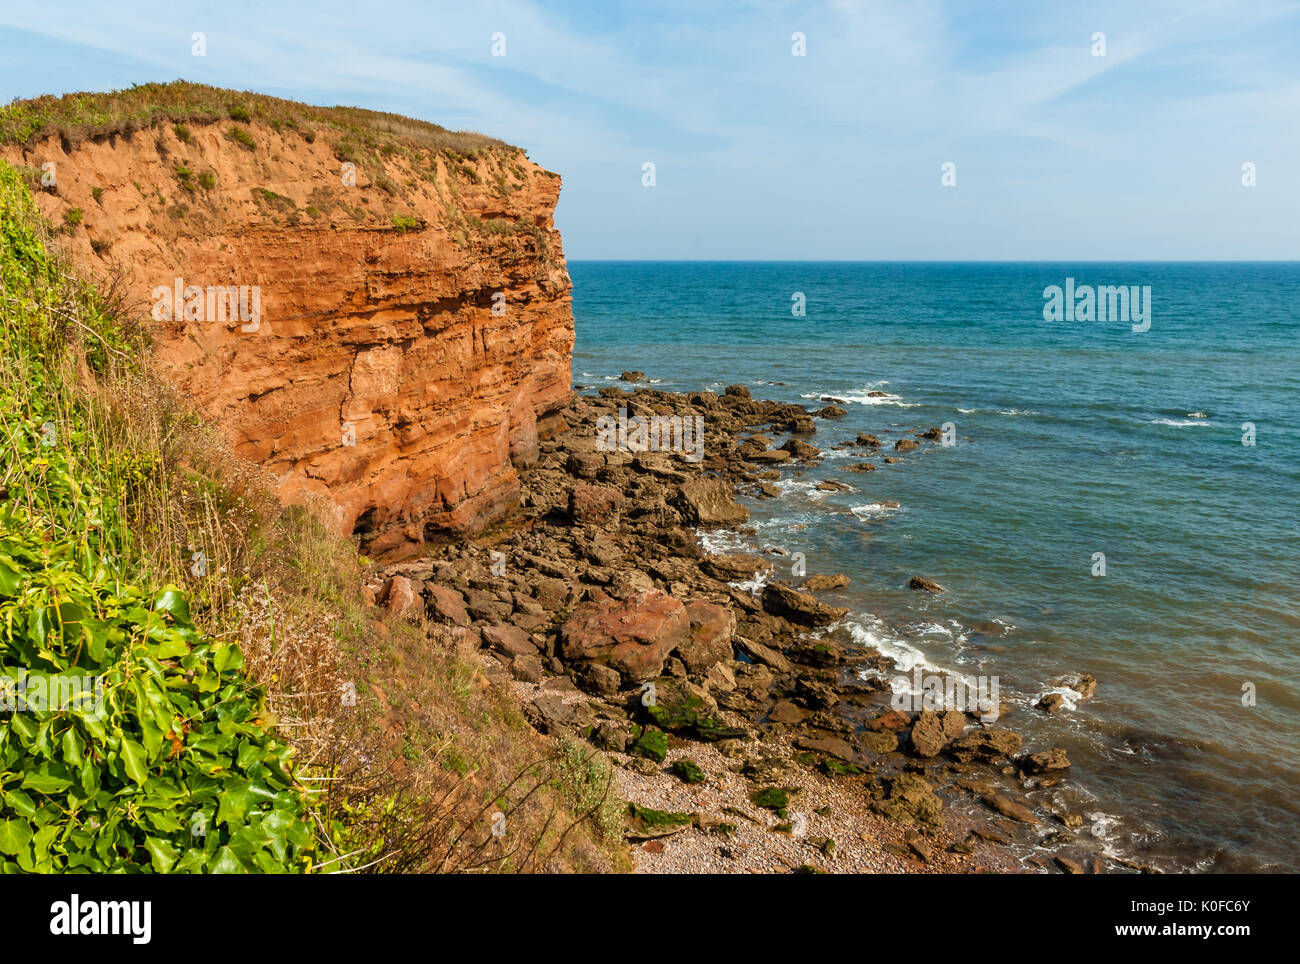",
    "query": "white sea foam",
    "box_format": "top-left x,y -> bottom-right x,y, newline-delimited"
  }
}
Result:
847,617 -> 971,691
697,529 -> 750,556
850,502 -> 902,521
1036,686 -> 1081,712
908,620 -> 955,639
1152,417 -> 1215,427
800,387 -> 916,407
774,478 -> 838,501
997,409 -> 1042,417
731,570 -> 770,594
